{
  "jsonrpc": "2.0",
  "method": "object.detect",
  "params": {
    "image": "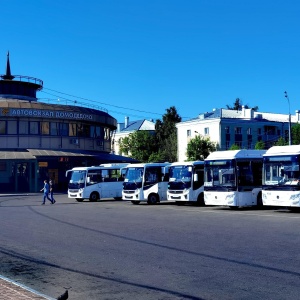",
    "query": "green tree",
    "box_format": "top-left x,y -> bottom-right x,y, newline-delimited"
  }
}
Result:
119,131 -> 157,162
275,137 -> 287,146
186,135 -> 217,161
148,152 -> 164,163
226,98 -> 258,111
292,123 -> 300,145
255,140 -> 265,149
229,144 -> 241,150
155,106 -> 182,162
